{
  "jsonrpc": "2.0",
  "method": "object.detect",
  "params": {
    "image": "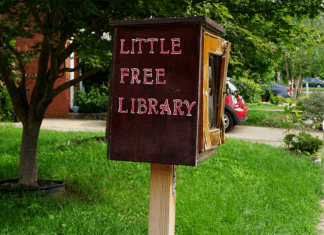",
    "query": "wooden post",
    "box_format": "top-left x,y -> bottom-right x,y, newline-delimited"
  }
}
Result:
148,164 -> 177,235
